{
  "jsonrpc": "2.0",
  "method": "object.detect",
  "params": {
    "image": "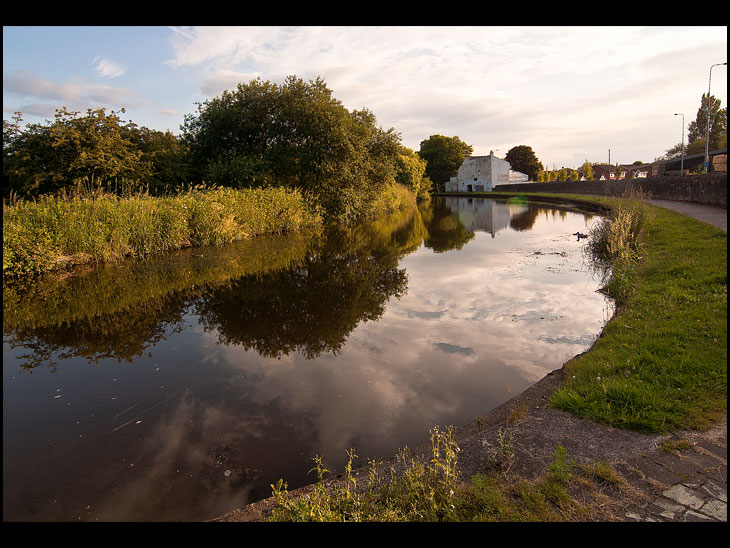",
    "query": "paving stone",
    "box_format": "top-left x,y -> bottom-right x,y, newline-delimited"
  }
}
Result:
633,456 -> 684,486
650,498 -> 686,520
699,499 -> 727,521
700,479 -> 727,503
685,450 -> 725,470
652,452 -> 708,479
703,465 -> 727,484
695,440 -> 727,461
683,510 -> 716,522
663,484 -> 705,510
